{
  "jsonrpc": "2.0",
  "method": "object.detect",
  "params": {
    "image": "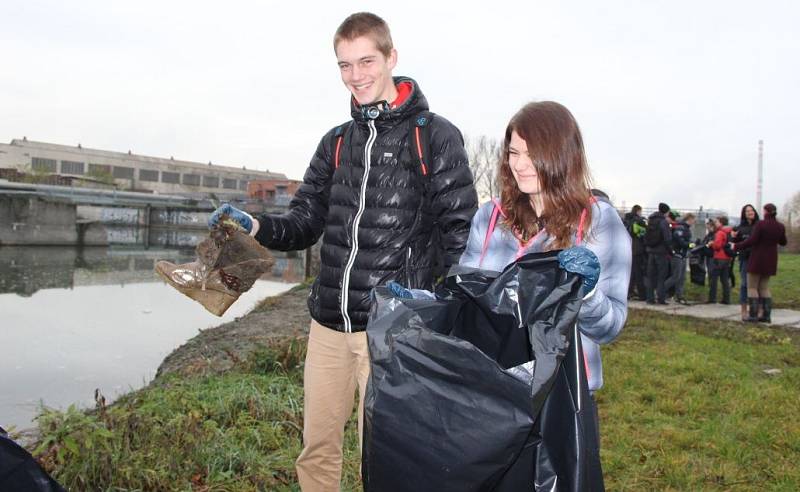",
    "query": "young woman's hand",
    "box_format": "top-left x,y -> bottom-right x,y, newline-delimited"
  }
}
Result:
557,246 -> 601,294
